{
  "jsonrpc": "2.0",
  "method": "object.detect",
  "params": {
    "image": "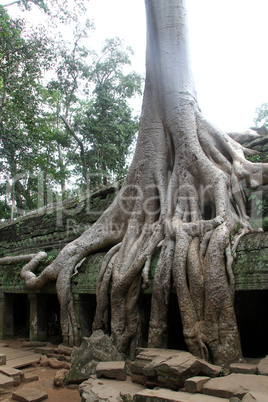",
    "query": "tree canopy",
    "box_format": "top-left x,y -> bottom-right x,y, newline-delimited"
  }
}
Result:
0,4 -> 142,218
